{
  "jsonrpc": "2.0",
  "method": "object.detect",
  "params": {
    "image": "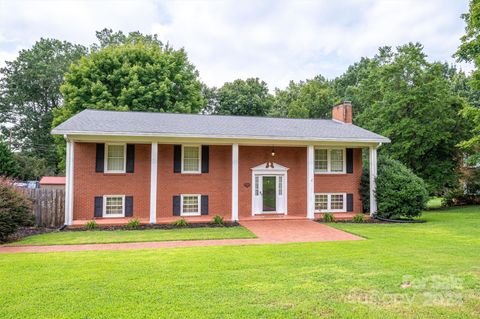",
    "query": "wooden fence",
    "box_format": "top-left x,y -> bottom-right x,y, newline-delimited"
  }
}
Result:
20,189 -> 65,227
